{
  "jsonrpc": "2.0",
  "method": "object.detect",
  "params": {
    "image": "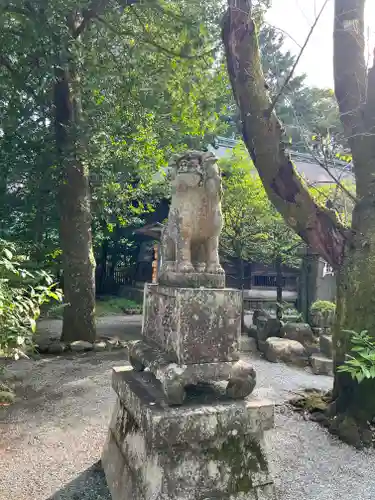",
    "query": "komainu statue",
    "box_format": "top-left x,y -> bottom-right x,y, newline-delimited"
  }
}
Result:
159,150 -> 225,288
